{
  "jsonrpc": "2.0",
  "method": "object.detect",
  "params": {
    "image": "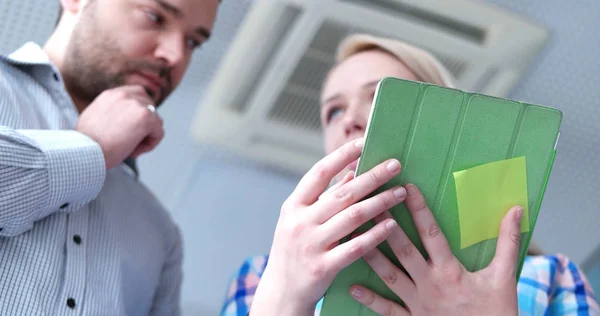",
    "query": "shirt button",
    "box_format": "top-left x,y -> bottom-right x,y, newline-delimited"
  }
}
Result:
73,235 -> 82,245
66,298 -> 76,309
60,203 -> 69,209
